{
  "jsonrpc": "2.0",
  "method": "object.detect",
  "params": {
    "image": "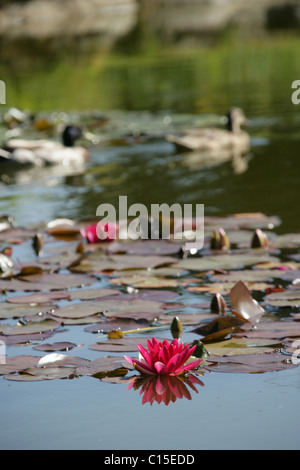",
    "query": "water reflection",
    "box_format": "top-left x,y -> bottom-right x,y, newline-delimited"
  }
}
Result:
179,149 -> 251,175
126,374 -> 204,406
